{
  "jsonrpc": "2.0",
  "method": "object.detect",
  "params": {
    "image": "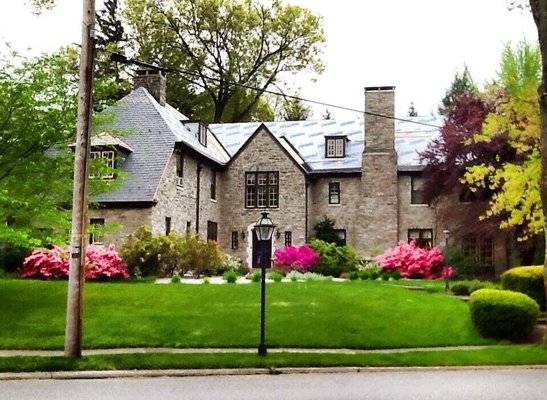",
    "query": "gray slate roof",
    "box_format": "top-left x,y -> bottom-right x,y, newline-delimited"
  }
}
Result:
95,88 -> 229,203
209,116 -> 443,173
